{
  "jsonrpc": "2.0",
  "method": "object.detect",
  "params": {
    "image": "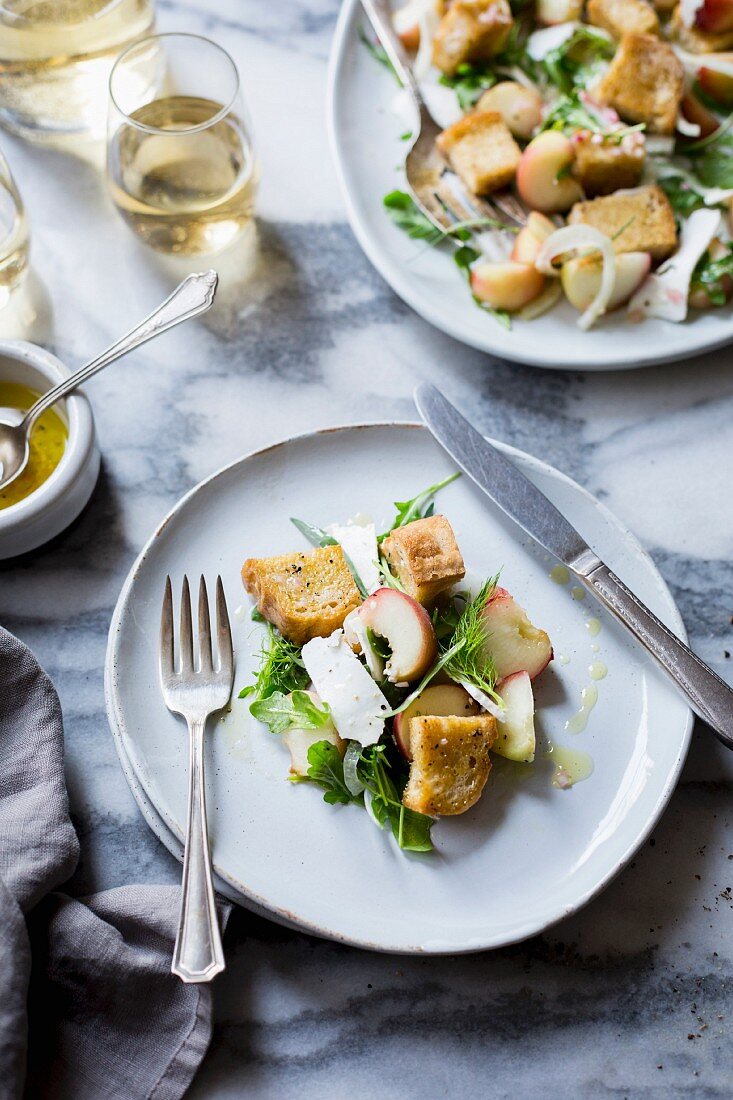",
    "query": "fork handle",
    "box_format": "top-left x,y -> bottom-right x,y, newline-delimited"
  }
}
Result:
360,0 -> 424,103
172,715 -> 225,983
